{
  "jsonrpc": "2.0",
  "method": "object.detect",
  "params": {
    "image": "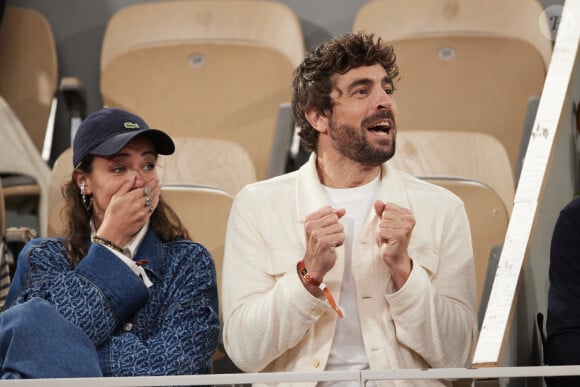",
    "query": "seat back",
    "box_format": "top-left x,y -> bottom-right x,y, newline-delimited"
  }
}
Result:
47,148 -> 72,238
424,177 -> 509,311
0,6 -> 58,153
157,137 -> 256,196
161,185 -> 233,313
353,0 -> 552,172
390,130 -> 515,214
100,0 -> 305,180
0,97 -> 51,236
